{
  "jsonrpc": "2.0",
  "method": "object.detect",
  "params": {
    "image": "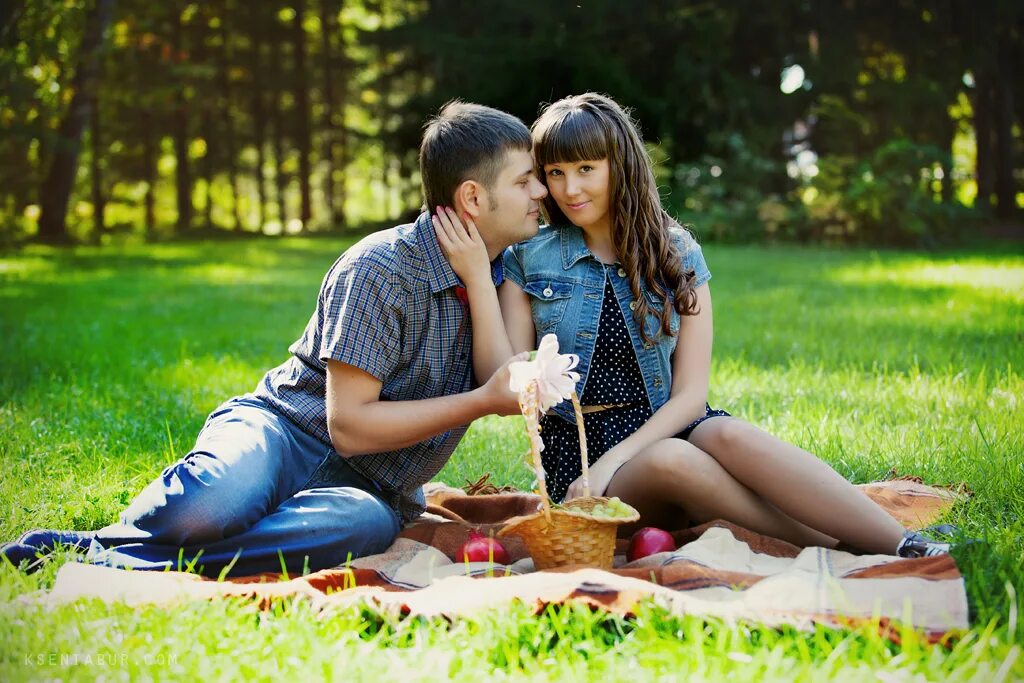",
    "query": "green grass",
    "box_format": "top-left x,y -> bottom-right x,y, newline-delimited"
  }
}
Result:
1,238 -> 1022,681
